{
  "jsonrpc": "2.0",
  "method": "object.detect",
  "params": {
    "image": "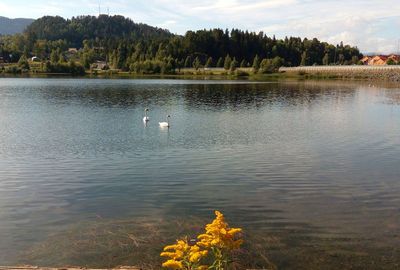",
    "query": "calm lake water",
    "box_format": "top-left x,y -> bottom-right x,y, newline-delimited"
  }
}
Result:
0,78 -> 399,269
